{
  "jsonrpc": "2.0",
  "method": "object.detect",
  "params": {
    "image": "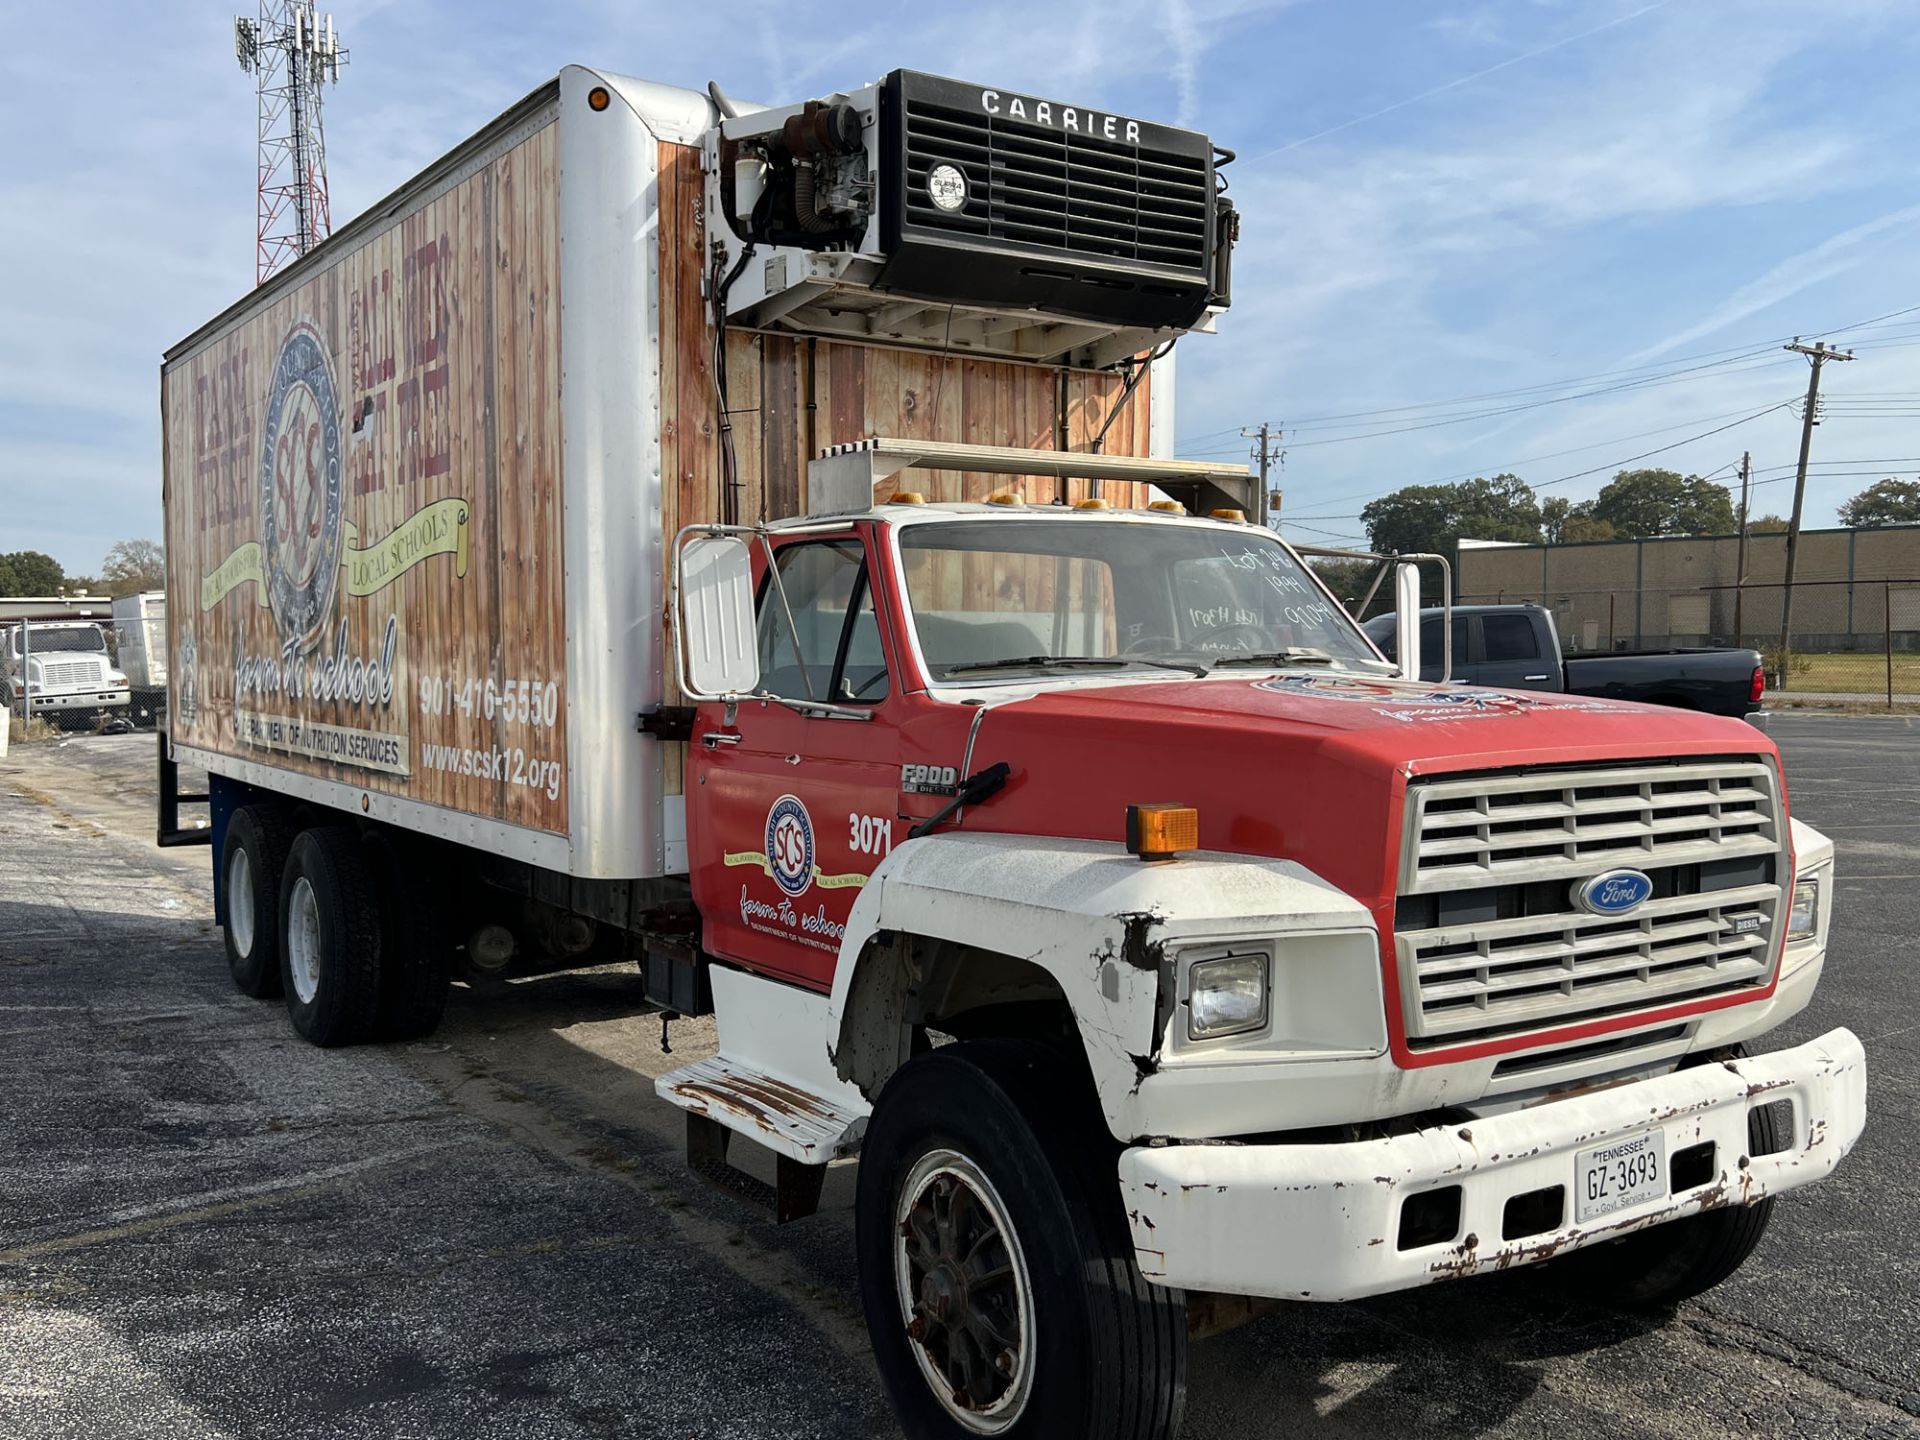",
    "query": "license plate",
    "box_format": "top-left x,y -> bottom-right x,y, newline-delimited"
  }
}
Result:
1575,1129 -> 1667,1224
